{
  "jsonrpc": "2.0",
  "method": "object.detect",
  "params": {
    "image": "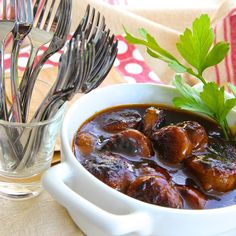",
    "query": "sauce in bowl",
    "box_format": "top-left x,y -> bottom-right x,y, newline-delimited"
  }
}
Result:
73,105 -> 236,209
